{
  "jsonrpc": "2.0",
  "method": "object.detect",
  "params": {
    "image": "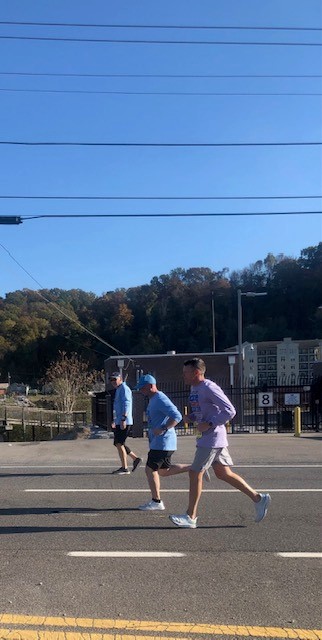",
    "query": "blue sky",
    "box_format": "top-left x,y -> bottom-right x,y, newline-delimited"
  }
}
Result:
0,0 -> 321,298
